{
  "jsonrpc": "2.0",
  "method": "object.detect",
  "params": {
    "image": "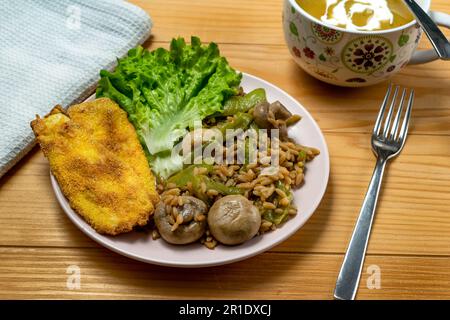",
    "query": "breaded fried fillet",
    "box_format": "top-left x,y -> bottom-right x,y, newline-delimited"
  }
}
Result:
31,98 -> 159,235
